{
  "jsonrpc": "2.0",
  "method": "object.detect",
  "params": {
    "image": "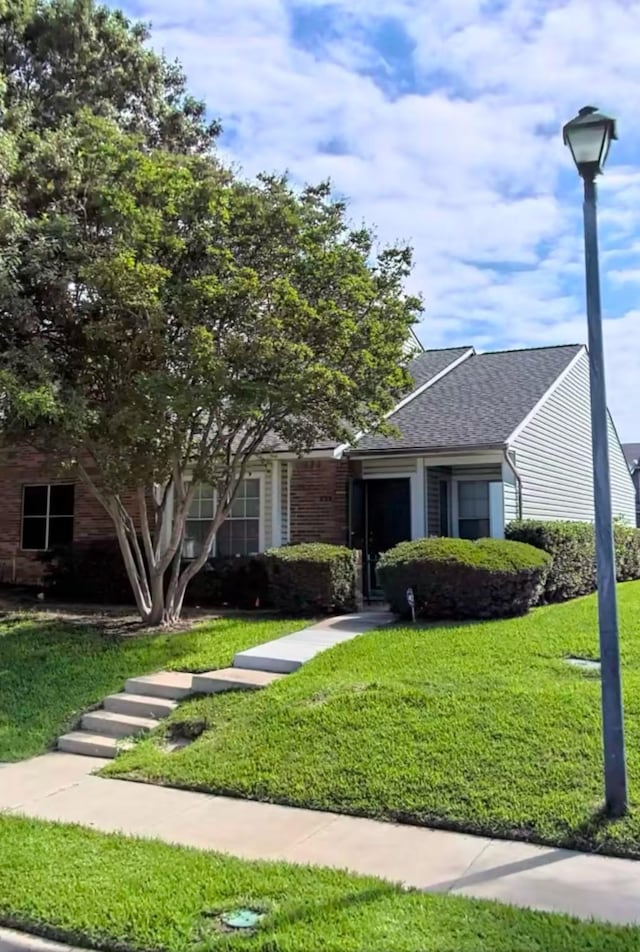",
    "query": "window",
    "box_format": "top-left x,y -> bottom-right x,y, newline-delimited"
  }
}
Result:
458,480 -> 490,540
184,478 -> 261,558
22,484 -> 75,550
